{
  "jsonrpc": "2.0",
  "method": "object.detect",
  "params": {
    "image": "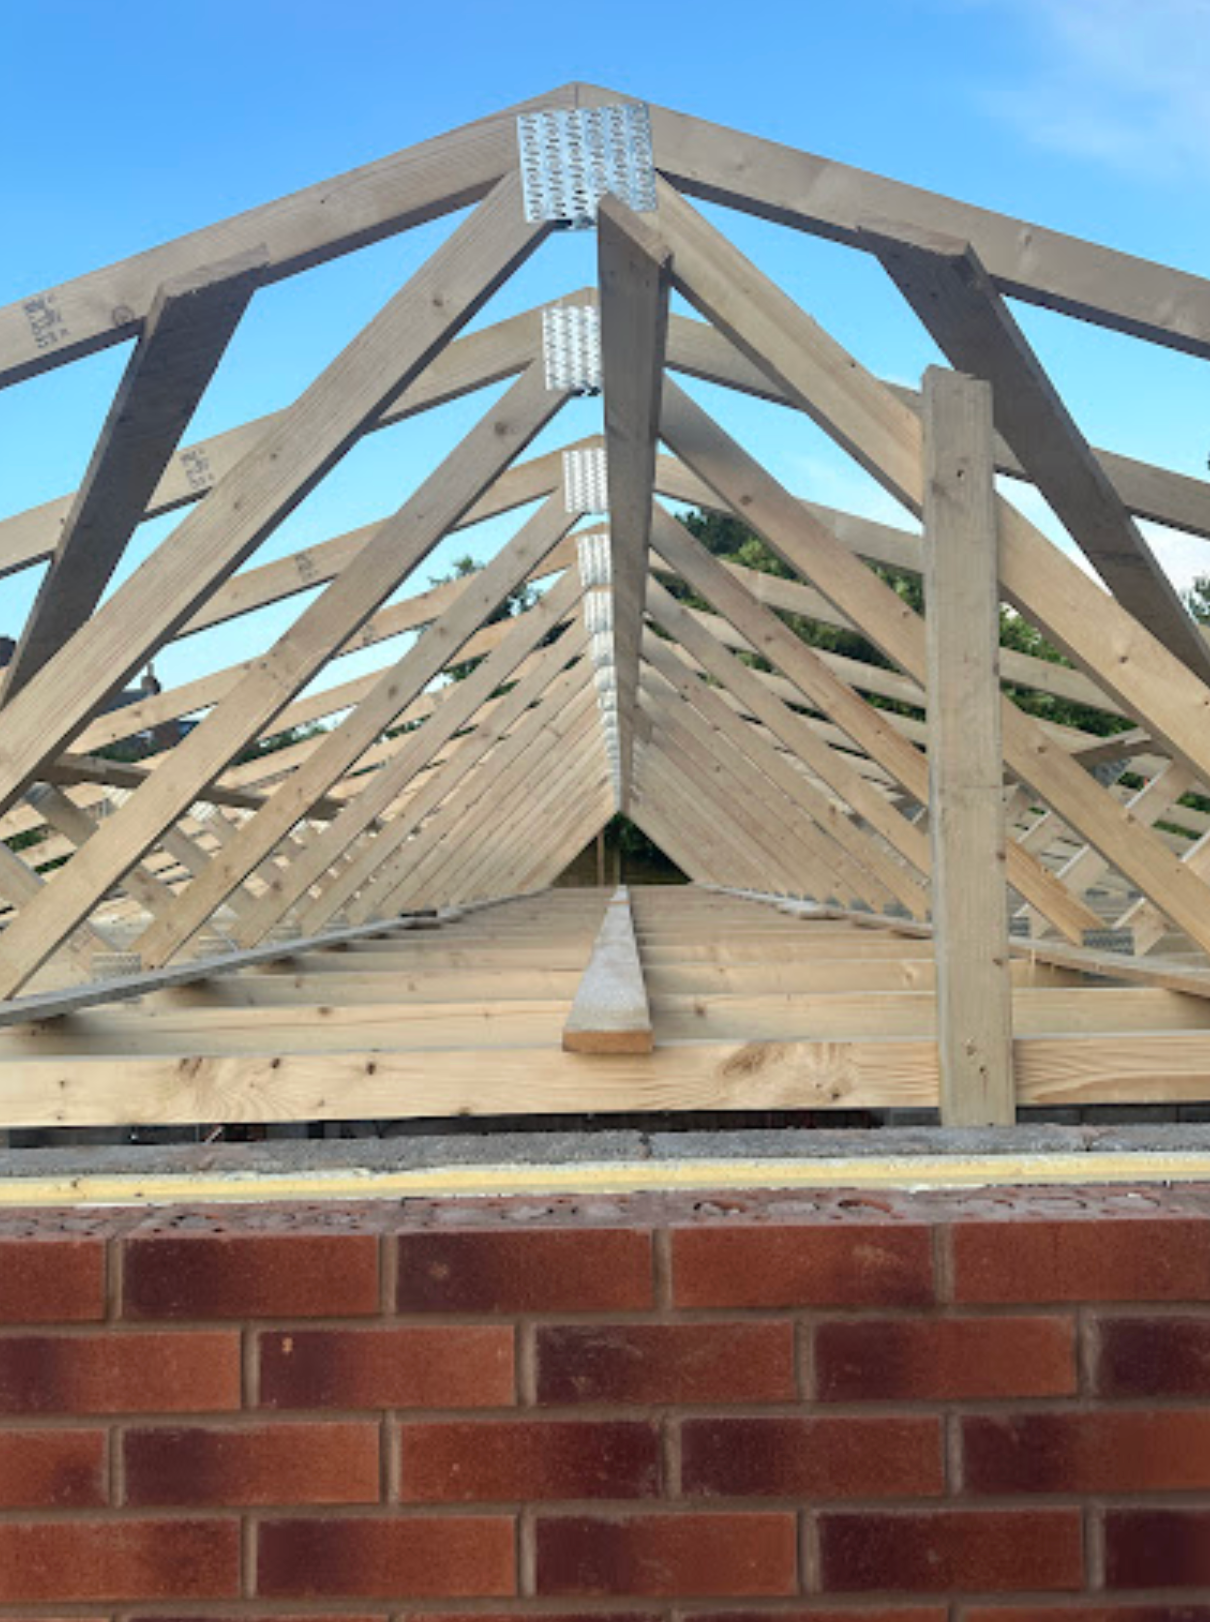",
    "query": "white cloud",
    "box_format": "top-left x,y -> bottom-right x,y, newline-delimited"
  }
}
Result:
970,0 -> 1210,179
